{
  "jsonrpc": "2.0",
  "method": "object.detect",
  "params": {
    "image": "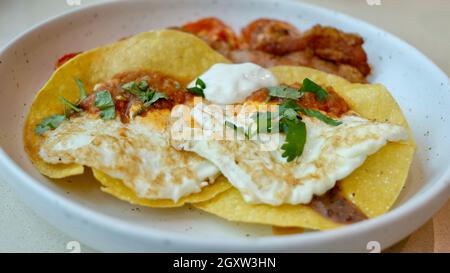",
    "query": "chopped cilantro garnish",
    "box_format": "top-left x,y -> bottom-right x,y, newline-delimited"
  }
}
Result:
143,92 -> 168,108
121,82 -> 142,97
35,115 -> 66,135
281,108 -> 299,121
196,78 -> 206,89
188,87 -> 205,97
276,99 -> 341,162
299,78 -> 329,102
138,80 -> 149,91
279,100 -> 301,116
122,81 -> 168,109
187,78 -> 206,97
279,119 -> 307,162
267,86 -> 302,100
60,97 -> 82,116
95,90 -> 115,109
75,78 -> 87,101
99,106 -> 116,120
95,90 -> 115,120
268,79 -> 328,101
299,108 -> 342,126
35,79 -> 88,134
279,99 -> 341,126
